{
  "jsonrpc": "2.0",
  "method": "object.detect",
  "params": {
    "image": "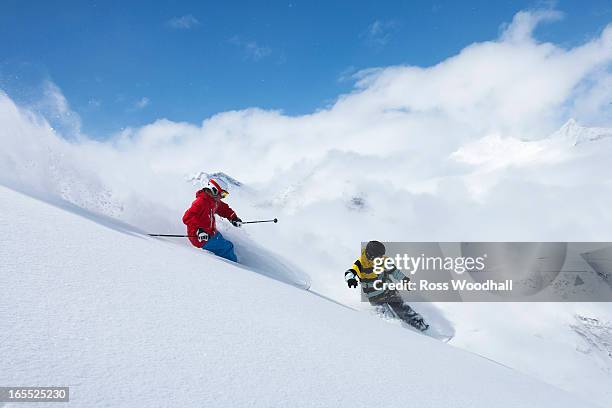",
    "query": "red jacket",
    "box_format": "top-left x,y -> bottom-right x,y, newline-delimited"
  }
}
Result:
182,189 -> 237,248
